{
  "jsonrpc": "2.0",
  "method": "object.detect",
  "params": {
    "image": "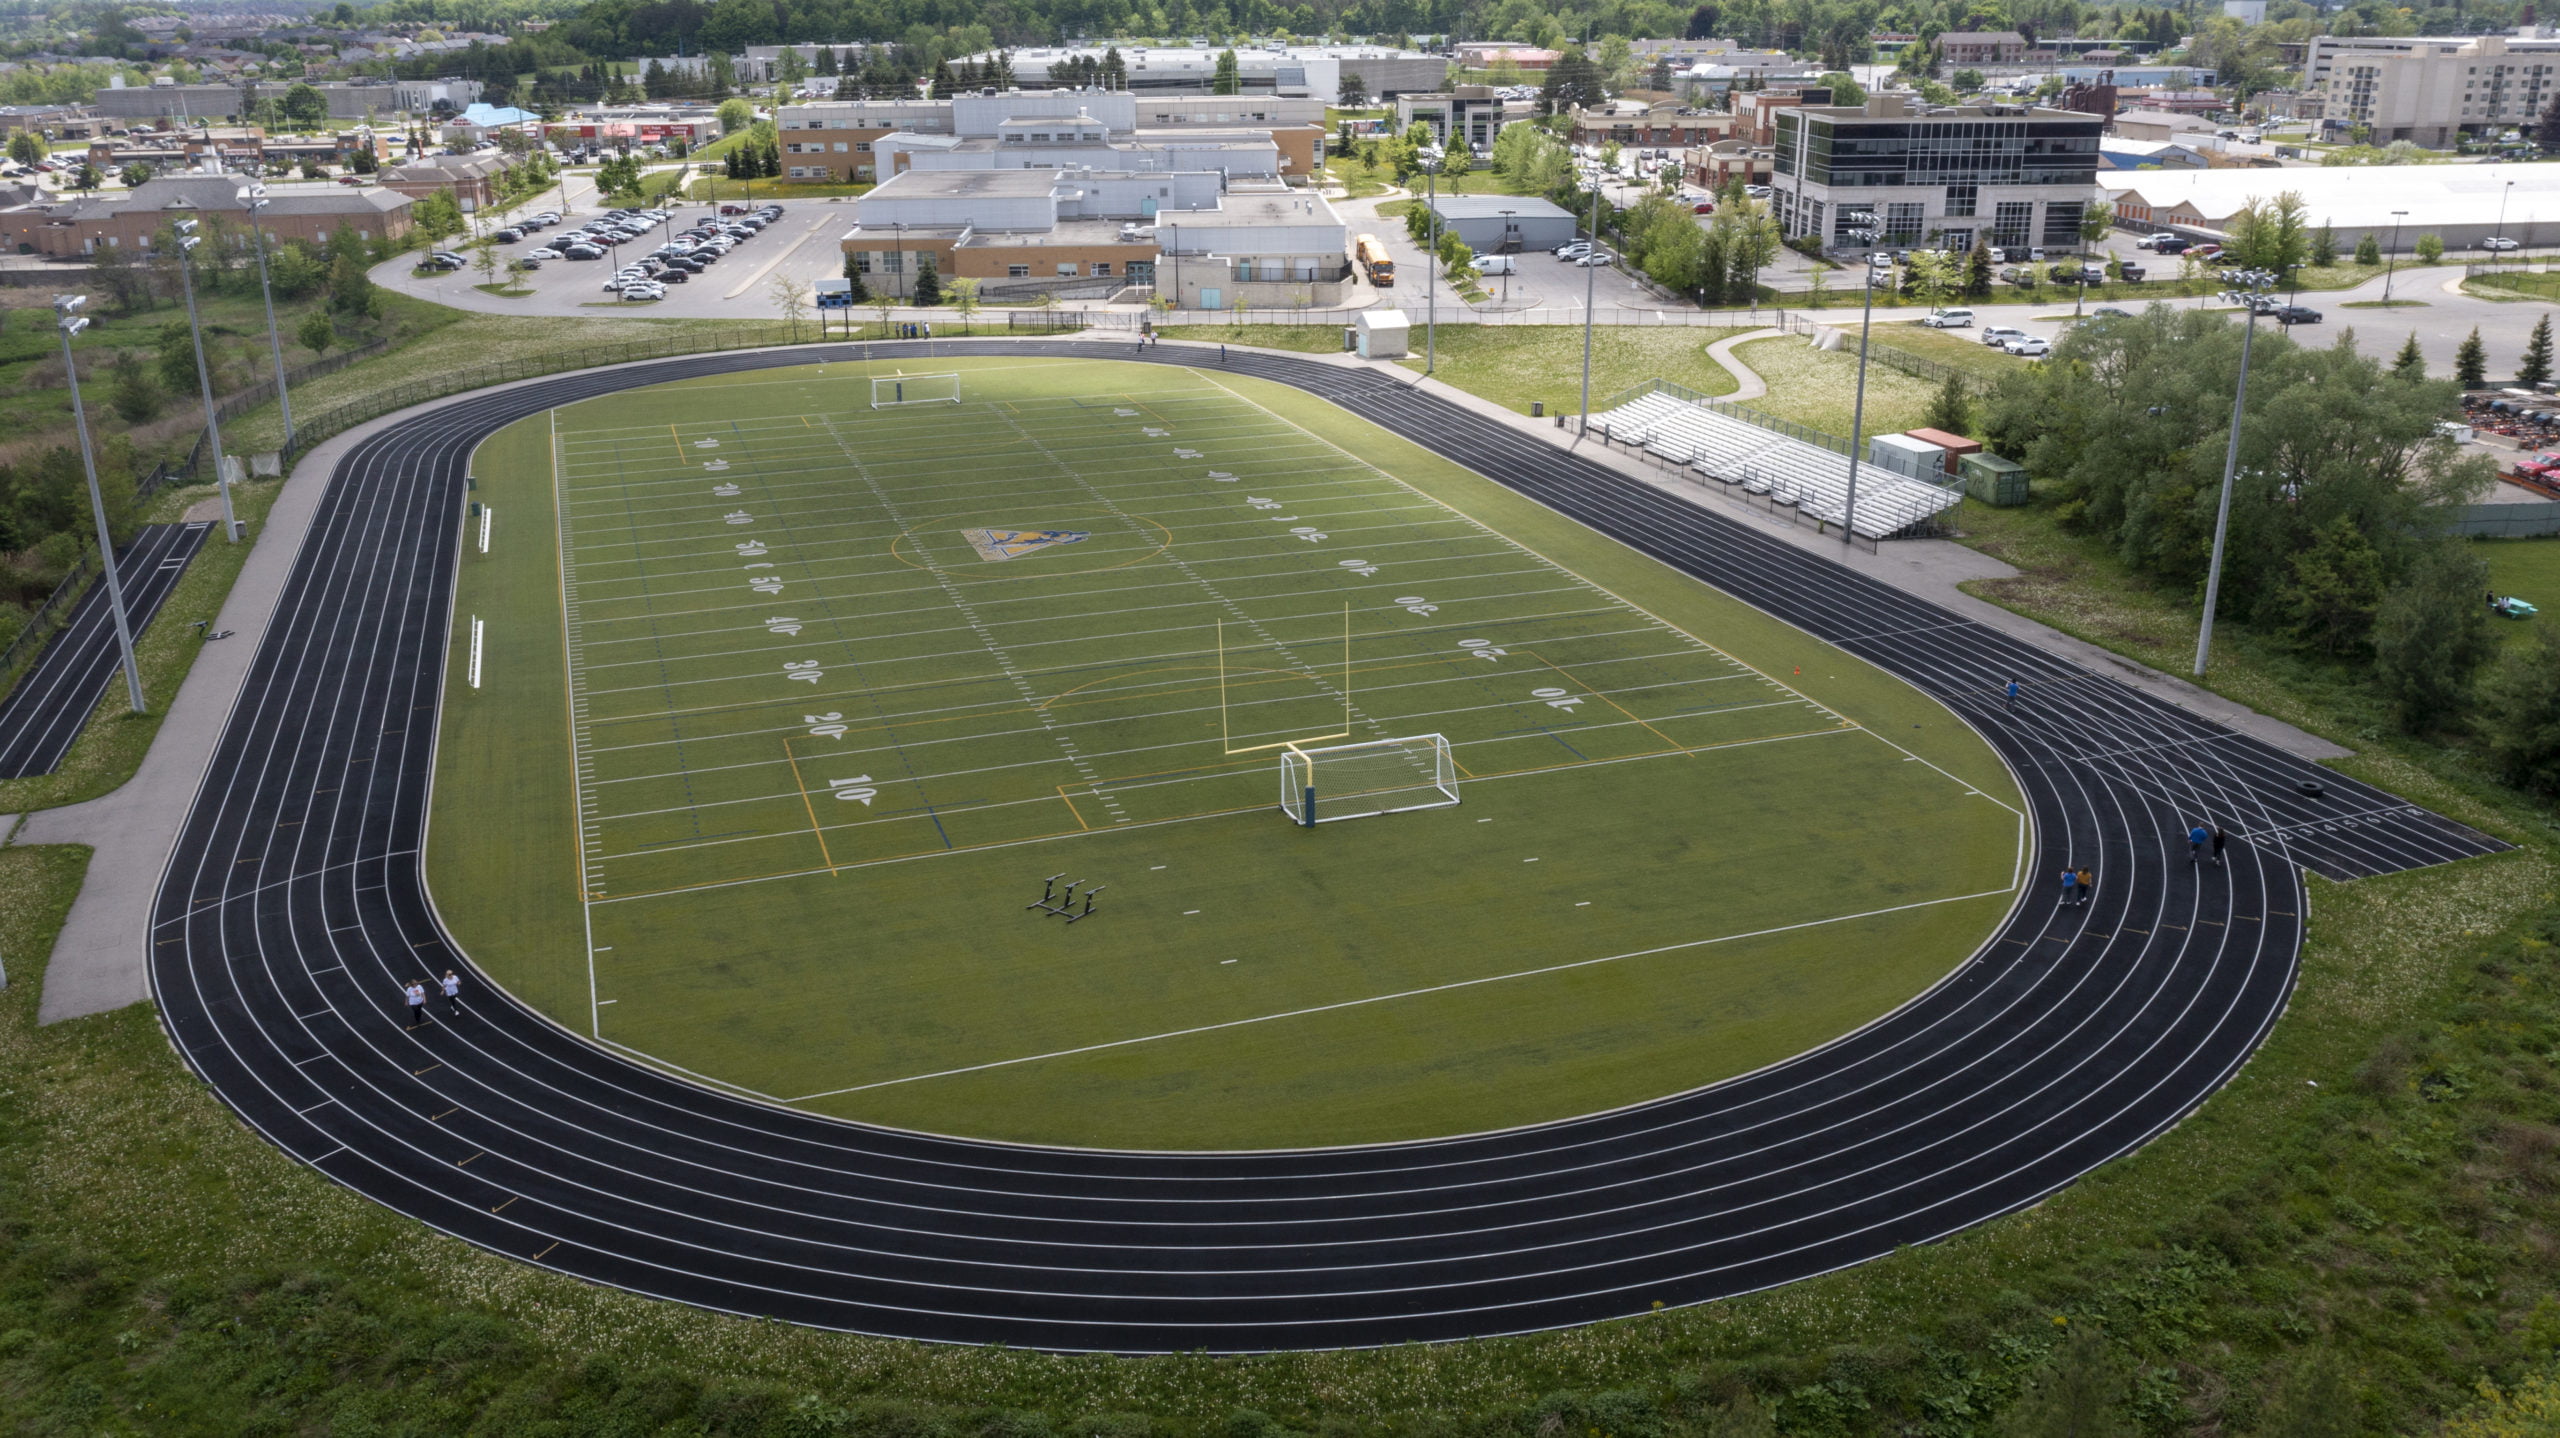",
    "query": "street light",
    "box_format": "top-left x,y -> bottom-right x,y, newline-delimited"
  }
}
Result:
2497,177 -> 2516,249
1841,263 -> 1877,545
2382,209 -> 2408,302
2195,269 -> 2275,677
244,183 -> 294,451
1497,207 -> 1515,303
172,220 -> 240,544
54,294 -> 145,714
